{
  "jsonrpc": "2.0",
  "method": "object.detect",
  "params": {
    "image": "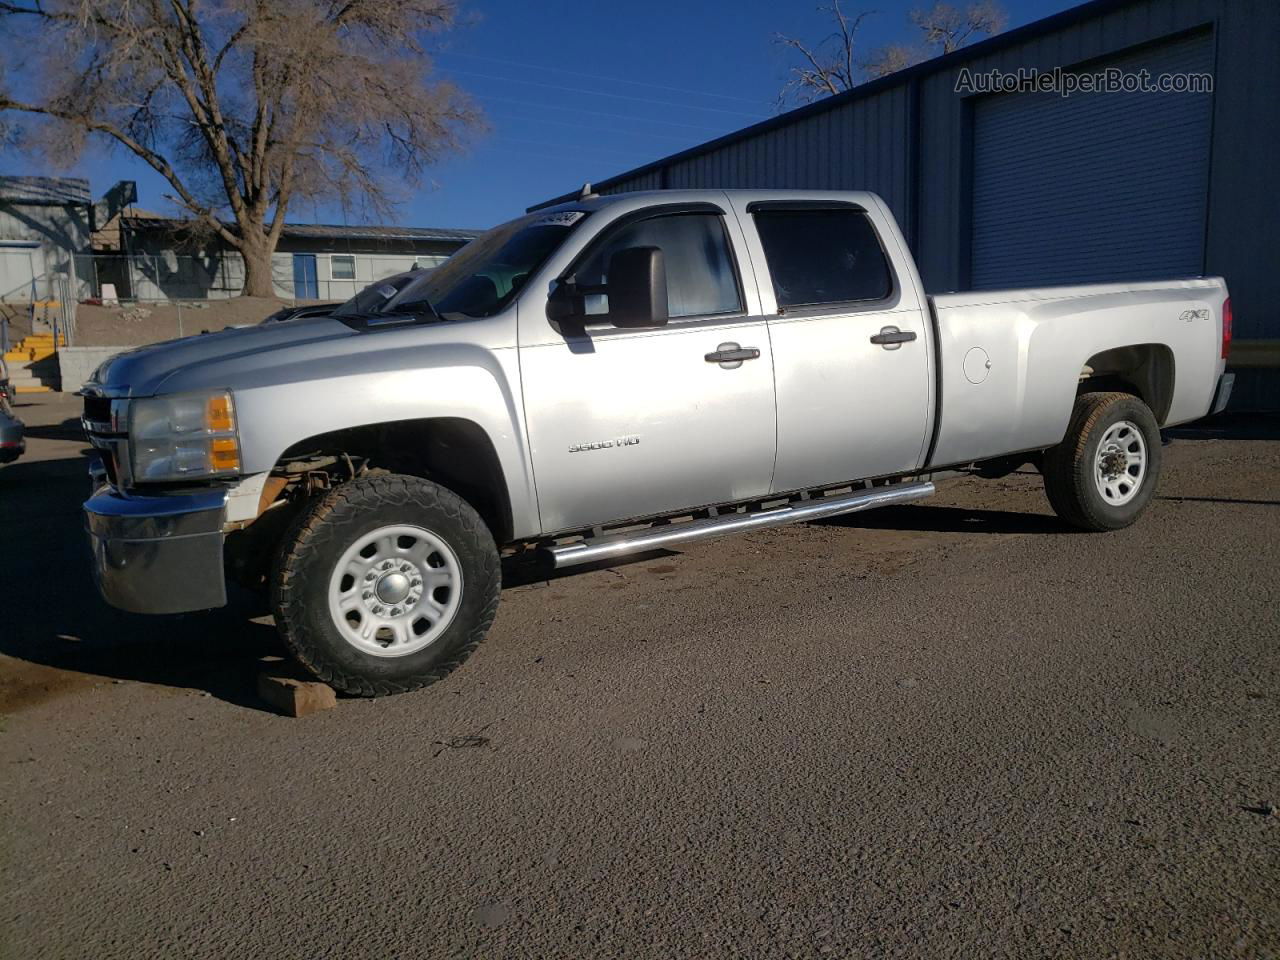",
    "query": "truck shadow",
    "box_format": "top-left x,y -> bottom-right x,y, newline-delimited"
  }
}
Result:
0,451 -> 1083,714
0,449 -> 676,713
1165,413 -> 1280,442
819,503 -> 1069,535
18,416 -> 88,443
1156,495 -> 1278,507
0,452 -> 284,714
501,548 -> 674,588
